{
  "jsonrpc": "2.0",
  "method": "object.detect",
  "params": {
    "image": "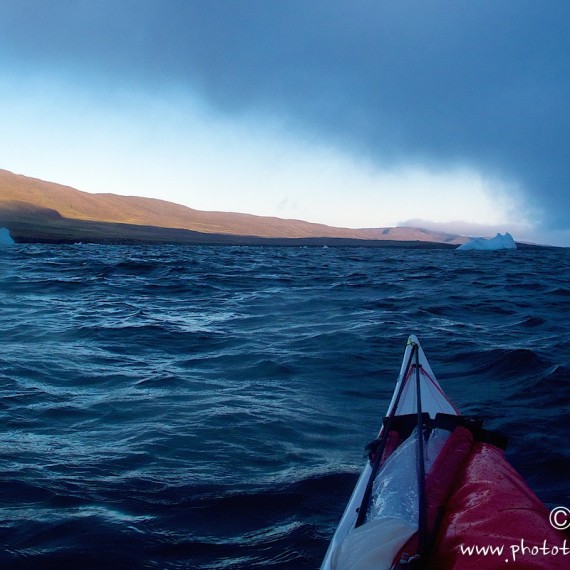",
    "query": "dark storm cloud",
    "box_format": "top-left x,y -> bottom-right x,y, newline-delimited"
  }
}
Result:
1,1 -> 569,228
